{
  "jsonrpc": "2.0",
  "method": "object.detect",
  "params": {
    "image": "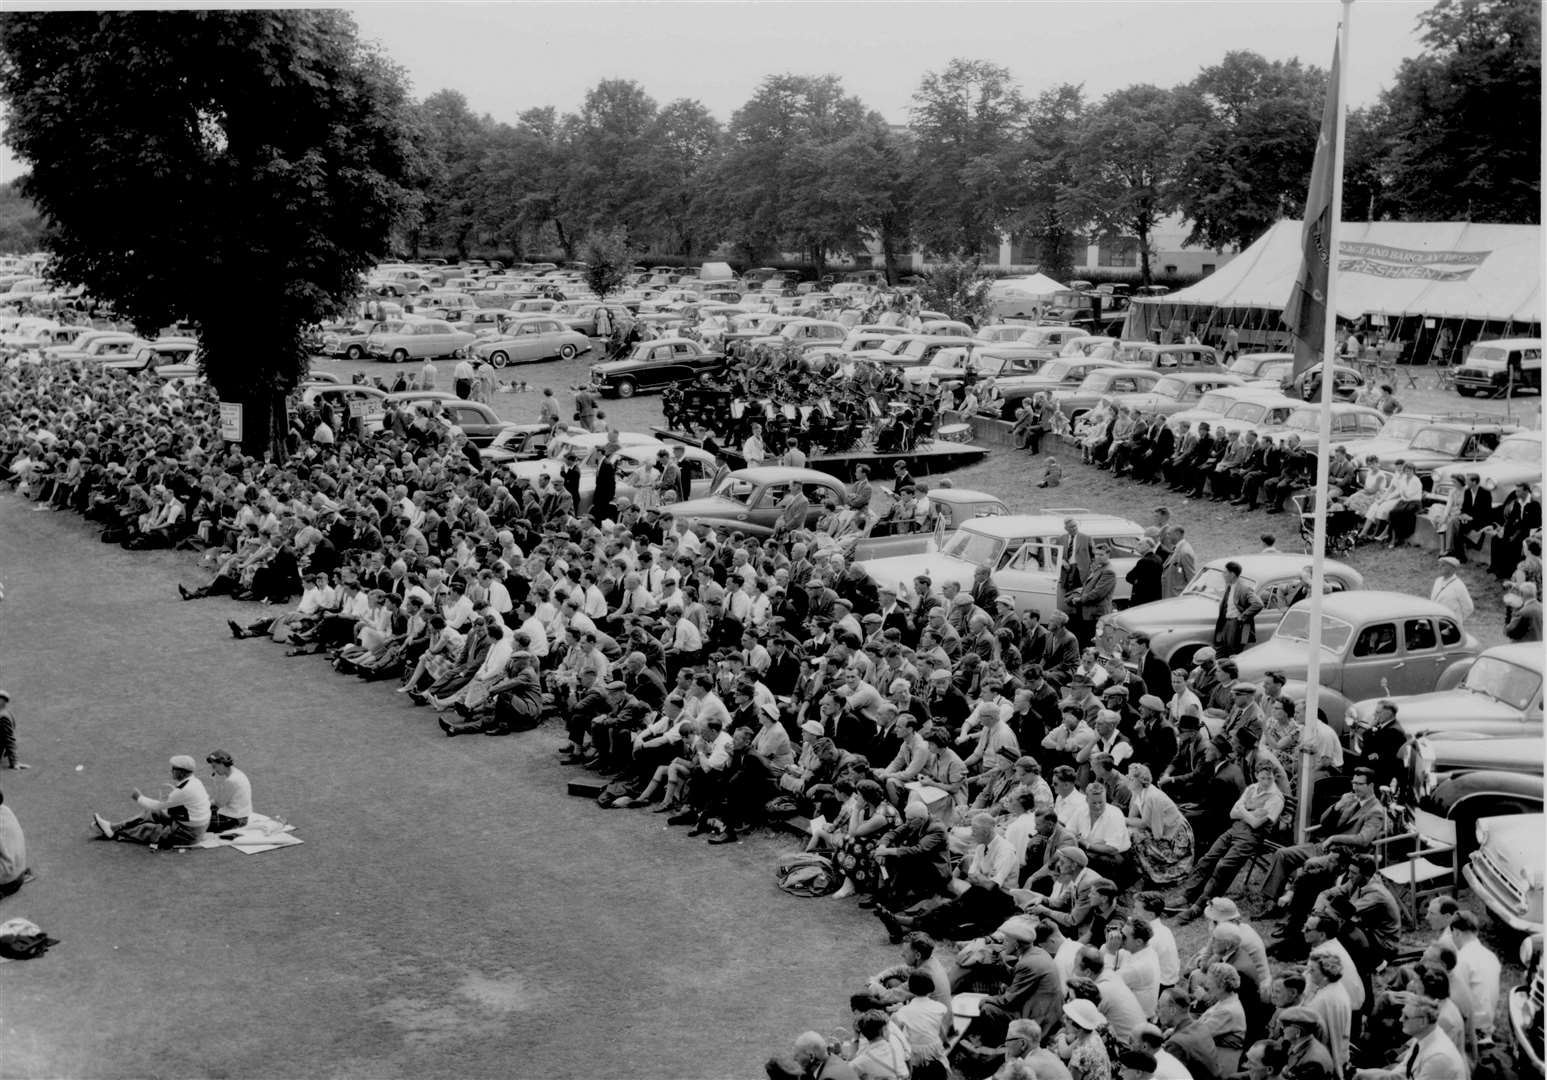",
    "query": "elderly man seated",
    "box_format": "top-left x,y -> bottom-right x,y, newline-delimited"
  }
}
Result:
93,754 -> 211,848
874,812 -> 1020,943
